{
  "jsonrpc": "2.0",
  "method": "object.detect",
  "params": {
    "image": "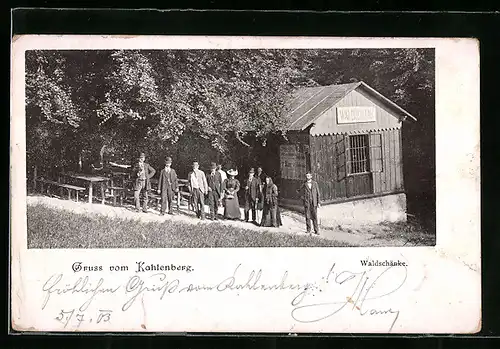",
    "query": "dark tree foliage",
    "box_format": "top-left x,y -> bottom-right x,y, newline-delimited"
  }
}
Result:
25,48 -> 434,183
